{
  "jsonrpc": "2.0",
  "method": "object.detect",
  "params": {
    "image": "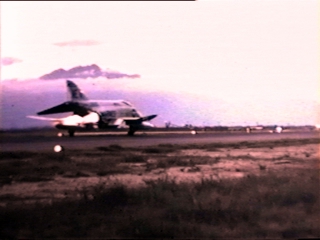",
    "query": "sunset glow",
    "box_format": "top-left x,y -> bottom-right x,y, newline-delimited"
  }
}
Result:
1,1 -> 319,128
